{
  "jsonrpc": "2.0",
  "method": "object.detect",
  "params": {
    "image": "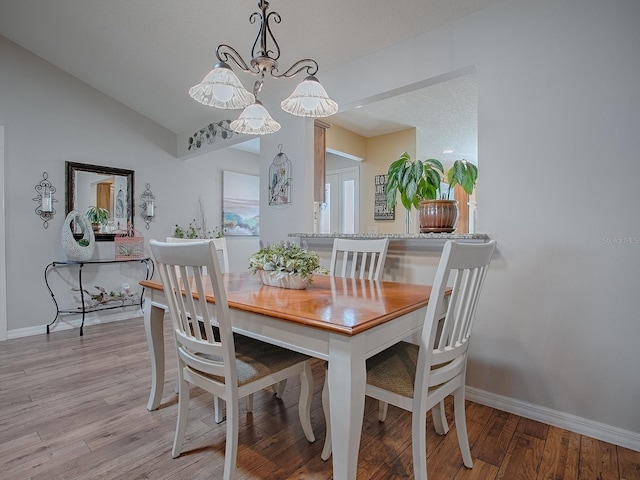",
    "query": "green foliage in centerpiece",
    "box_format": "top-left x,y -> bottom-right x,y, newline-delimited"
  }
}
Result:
249,241 -> 328,281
